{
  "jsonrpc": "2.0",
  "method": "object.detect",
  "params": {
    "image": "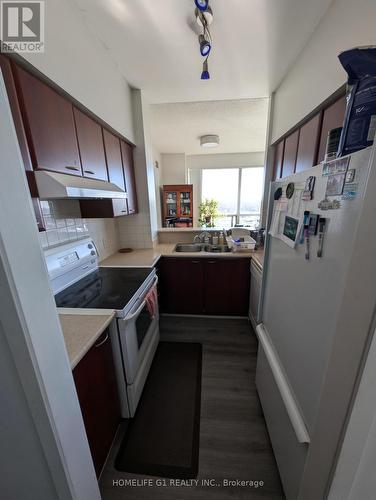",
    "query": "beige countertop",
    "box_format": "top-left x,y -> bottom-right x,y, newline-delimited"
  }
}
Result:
100,244 -> 264,270
58,311 -> 115,369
